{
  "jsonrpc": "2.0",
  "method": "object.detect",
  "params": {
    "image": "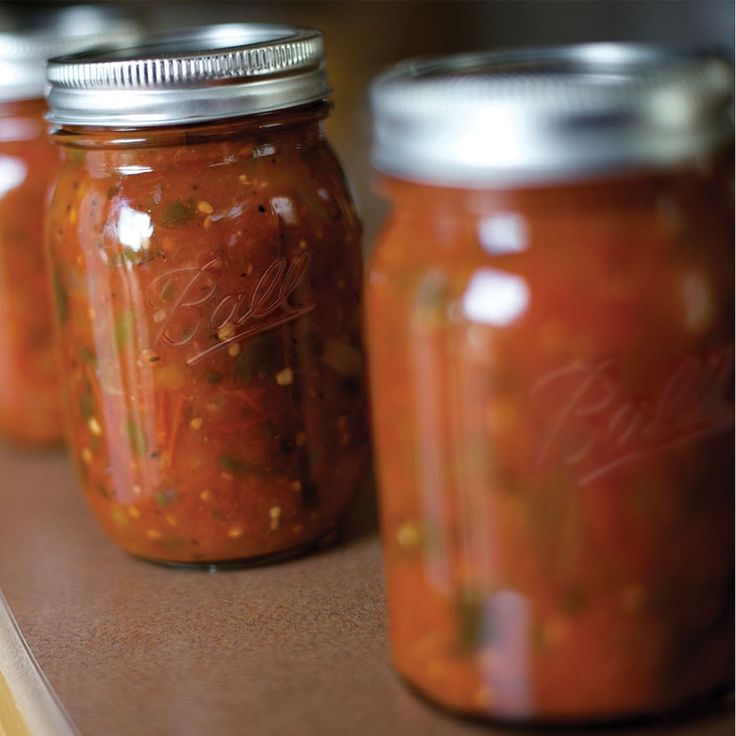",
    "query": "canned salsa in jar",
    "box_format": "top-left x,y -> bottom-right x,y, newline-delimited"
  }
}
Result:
0,7 -> 138,444
368,45 -> 734,722
45,25 -> 370,564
